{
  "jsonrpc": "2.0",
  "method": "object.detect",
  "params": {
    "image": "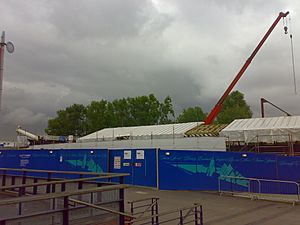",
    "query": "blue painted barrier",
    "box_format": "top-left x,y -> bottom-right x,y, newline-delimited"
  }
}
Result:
109,148 -> 157,187
1,148 -> 300,194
